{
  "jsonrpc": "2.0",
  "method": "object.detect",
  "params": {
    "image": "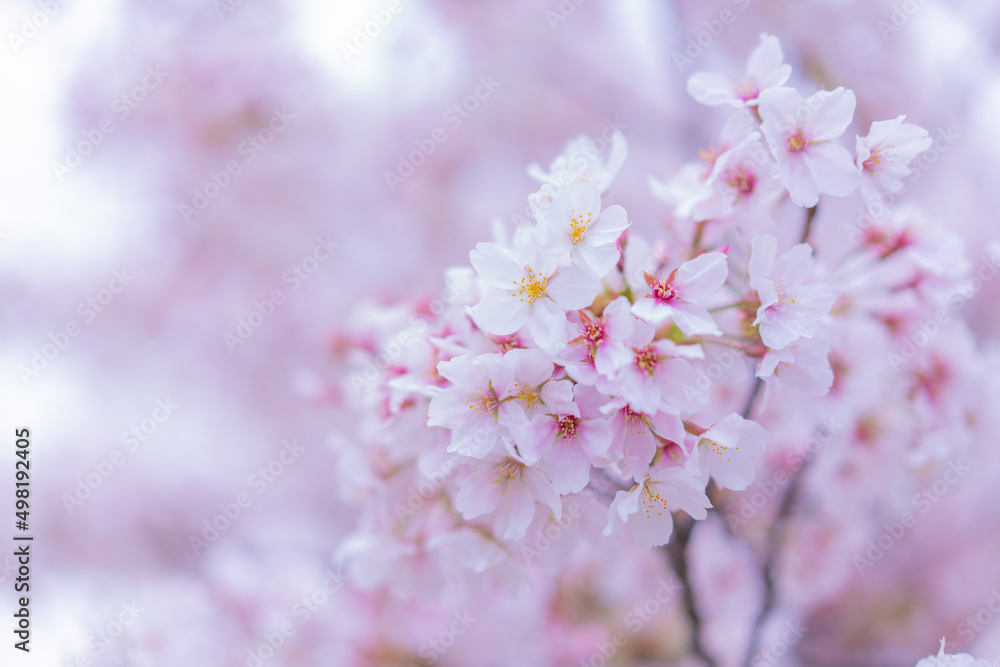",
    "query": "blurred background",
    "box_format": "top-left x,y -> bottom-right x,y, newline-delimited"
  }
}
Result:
2,0 -> 1000,665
